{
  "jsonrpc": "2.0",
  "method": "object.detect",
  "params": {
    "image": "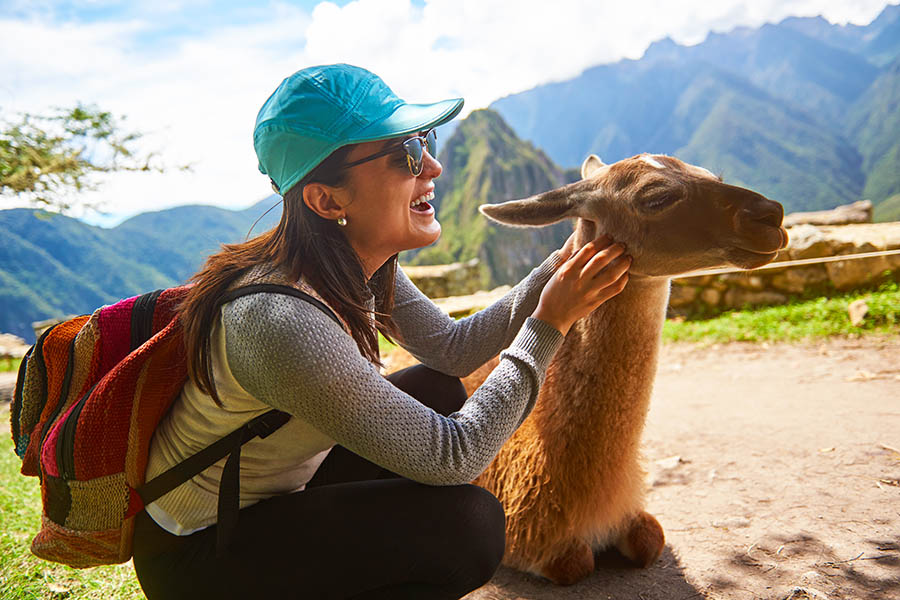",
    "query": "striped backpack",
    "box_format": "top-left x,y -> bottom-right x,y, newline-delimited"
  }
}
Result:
10,283 -> 340,568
